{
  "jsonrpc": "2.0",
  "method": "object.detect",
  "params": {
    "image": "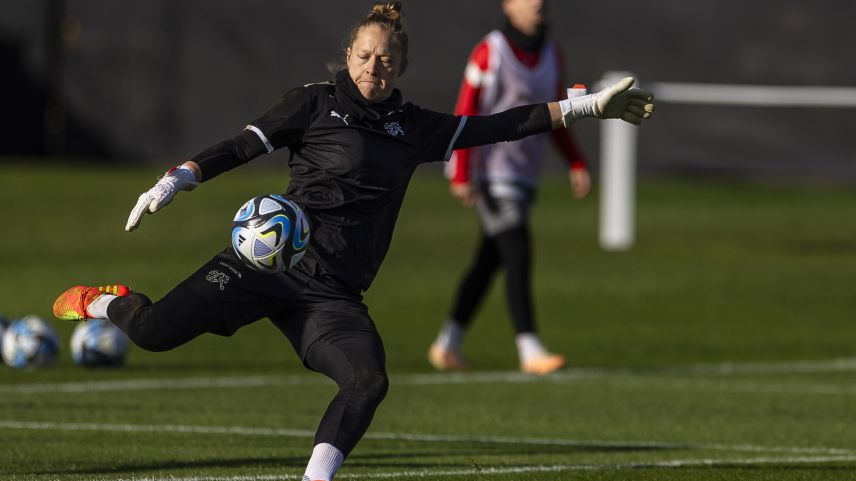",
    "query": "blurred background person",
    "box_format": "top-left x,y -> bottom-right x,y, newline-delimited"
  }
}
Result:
429,0 -> 590,375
